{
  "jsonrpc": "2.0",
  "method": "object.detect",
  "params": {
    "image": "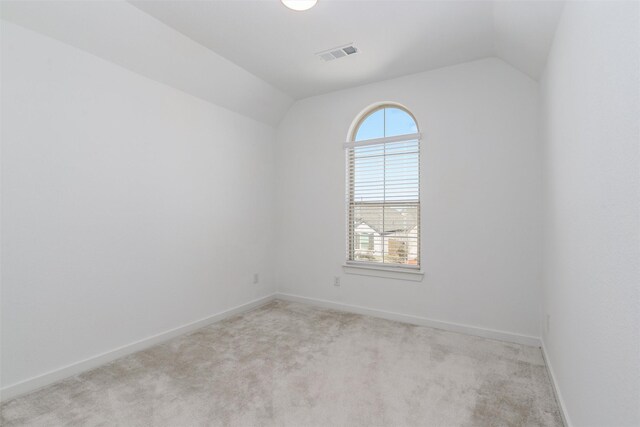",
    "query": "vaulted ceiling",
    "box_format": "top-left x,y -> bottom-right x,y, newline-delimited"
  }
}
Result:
131,0 -> 564,99
1,1 -> 564,125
